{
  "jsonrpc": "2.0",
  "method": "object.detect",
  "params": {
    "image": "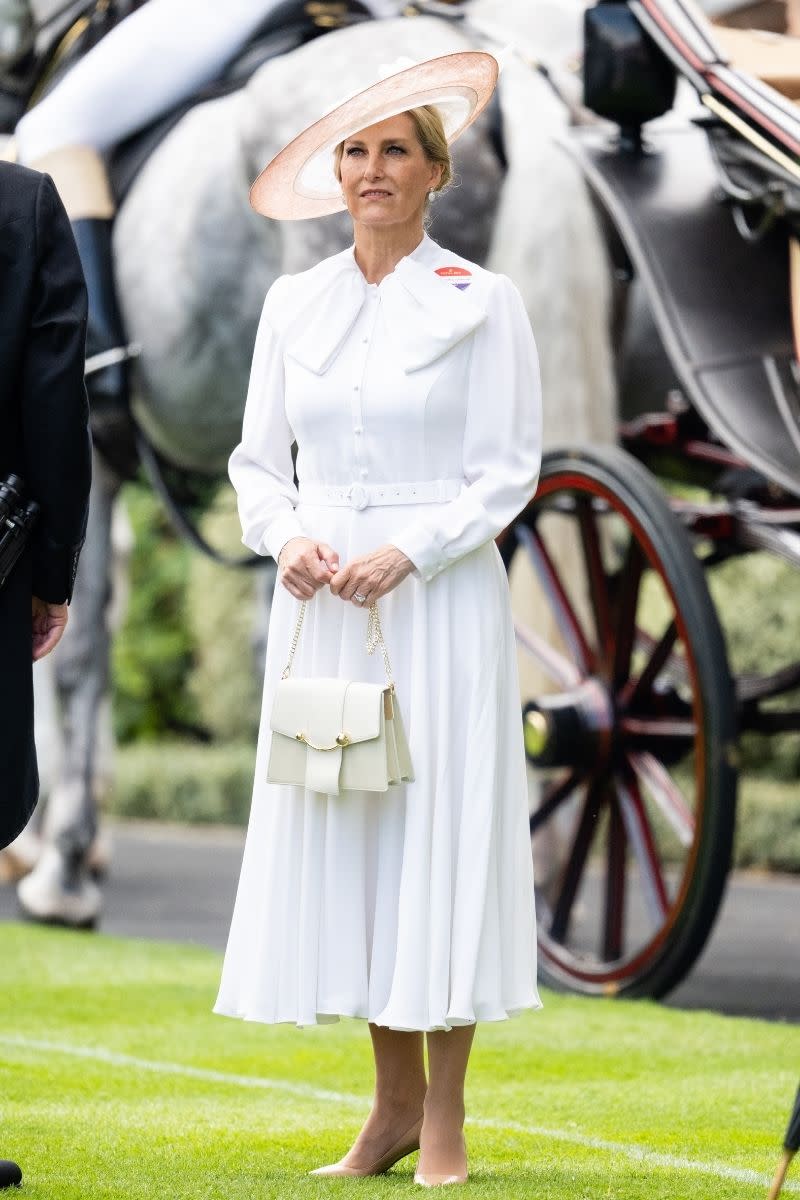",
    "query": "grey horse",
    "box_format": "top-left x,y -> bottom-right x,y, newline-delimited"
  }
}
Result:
7,2 -> 616,924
